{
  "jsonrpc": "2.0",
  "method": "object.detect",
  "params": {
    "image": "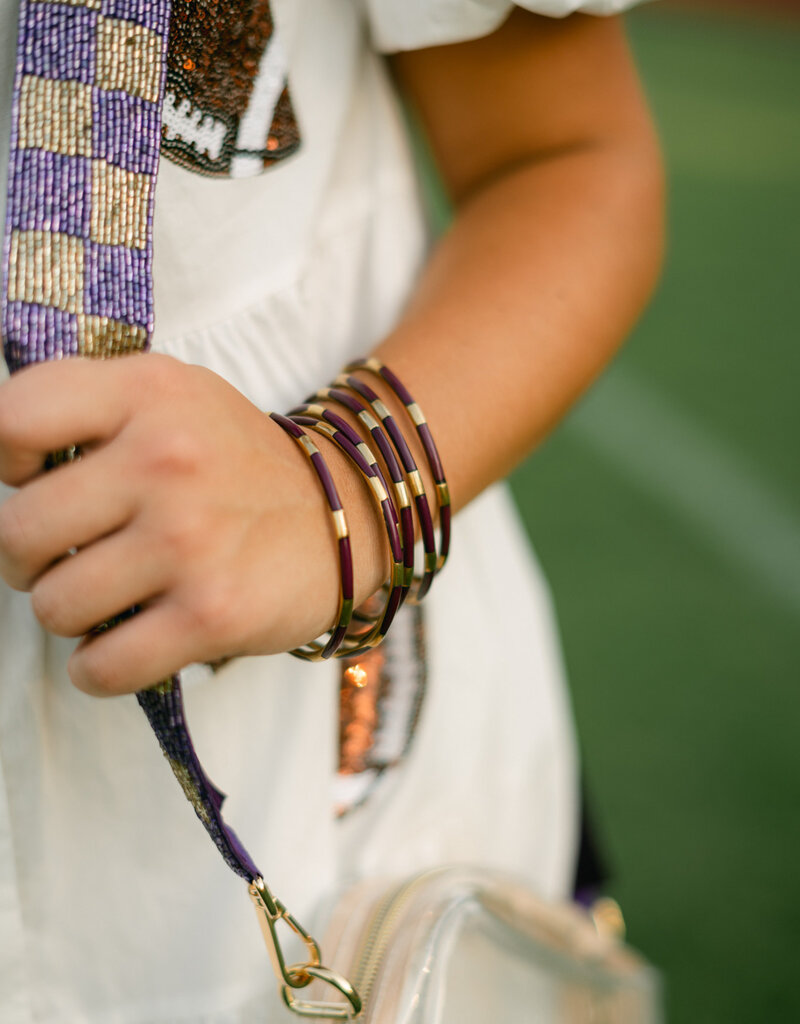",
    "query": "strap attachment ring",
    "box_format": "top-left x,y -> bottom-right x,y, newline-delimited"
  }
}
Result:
248,878 -> 362,1019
